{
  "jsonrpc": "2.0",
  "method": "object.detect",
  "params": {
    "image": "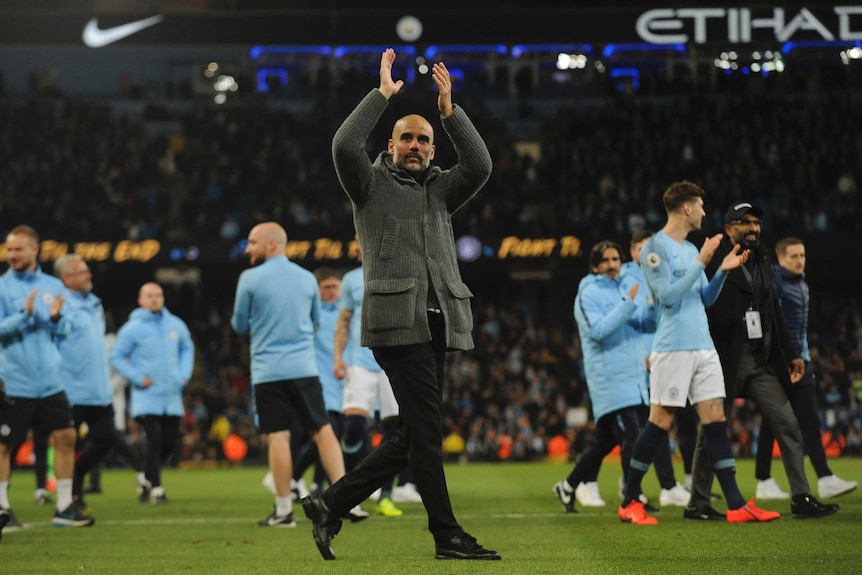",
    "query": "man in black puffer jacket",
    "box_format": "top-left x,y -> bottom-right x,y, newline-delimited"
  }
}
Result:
754,237 -> 857,500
